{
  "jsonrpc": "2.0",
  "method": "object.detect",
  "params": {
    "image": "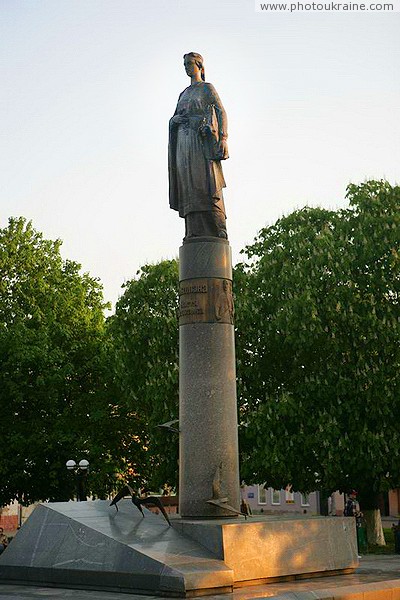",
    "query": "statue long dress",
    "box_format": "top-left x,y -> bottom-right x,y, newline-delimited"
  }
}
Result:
168,81 -> 229,239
